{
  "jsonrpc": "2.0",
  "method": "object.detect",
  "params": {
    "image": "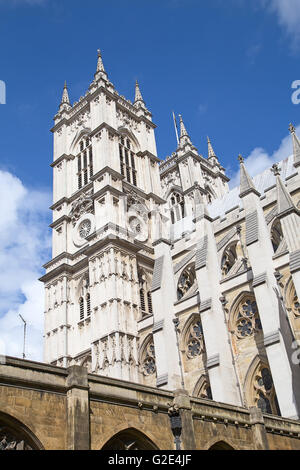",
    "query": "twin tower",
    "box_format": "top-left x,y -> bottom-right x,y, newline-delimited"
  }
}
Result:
40,51 -> 300,421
